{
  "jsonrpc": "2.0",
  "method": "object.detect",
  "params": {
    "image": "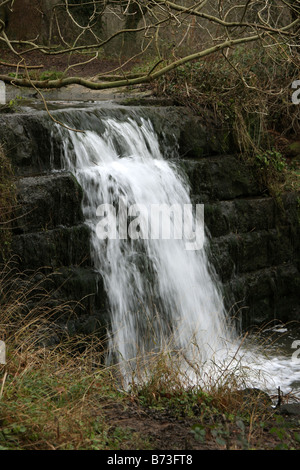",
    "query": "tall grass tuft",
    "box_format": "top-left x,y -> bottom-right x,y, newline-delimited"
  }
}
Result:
0,259 -> 288,450
0,259 -> 128,450
0,144 -> 17,261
